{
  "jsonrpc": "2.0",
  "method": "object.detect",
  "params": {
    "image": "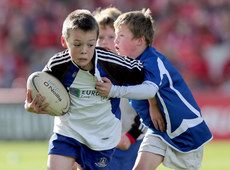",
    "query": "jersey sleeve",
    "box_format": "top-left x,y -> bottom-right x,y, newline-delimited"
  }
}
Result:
108,80 -> 158,99
142,55 -> 162,87
42,50 -> 72,82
